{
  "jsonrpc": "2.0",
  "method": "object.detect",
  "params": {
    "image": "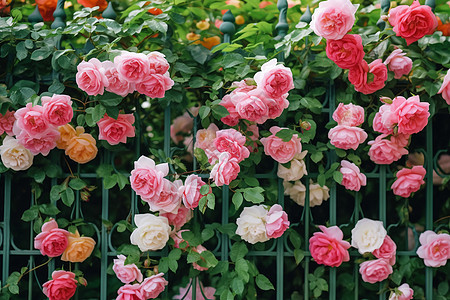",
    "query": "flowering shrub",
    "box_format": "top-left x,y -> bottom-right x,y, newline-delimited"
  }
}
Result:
0,0 -> 449,299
